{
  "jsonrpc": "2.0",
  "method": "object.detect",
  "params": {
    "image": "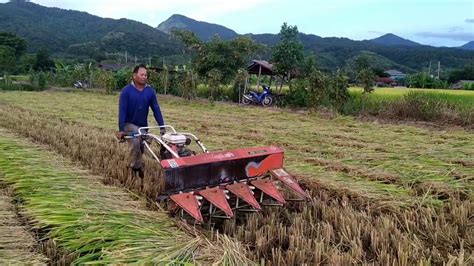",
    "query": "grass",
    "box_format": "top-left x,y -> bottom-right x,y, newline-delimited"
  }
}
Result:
349,86 -> 474,108
345,87 -> 474,126
8,75 -> 31,82
0,90 -> 472,264
0,129 -> 239,264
